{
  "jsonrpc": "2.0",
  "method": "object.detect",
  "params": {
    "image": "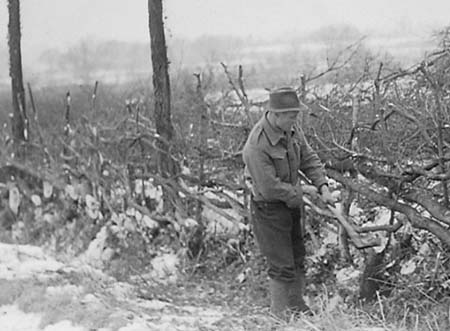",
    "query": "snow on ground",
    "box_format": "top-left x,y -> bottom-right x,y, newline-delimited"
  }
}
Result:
0,305 -> 87,331
0,242 -> 227,331
0,243 -> 63,280
0,241 -> 410,331
0,305 -> 43,331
